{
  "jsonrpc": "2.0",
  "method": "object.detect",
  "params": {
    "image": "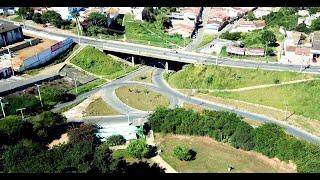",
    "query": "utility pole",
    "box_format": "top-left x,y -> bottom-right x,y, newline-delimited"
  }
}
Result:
73,75 -> 78,95
35,84 -> 43,108
0,97 -> 7,118
16,108 -> 26,121
285,101 -> 288,120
